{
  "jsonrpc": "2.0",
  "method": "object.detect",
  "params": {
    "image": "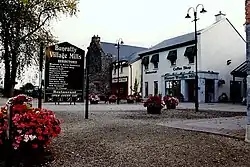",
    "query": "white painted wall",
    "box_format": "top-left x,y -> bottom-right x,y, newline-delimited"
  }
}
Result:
130,60 -> 141,95
142,45 -> 195,97
111,60 -> 142,96
200,18 -> 246,100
